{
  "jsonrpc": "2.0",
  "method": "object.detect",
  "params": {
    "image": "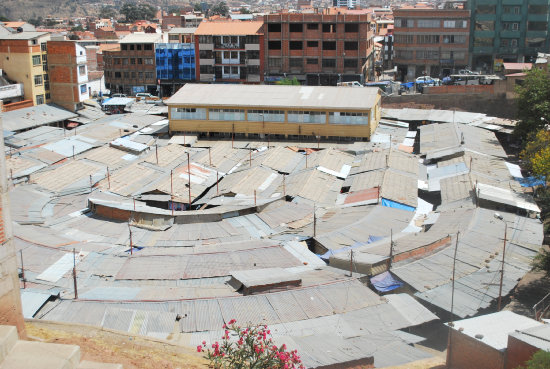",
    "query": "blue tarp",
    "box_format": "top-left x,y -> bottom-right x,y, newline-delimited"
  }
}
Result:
370,271 -> 403,292
320,236 -> 383,260
401,82 -> 414,88
517,176 -> 546,187
381,198 -> 416,212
